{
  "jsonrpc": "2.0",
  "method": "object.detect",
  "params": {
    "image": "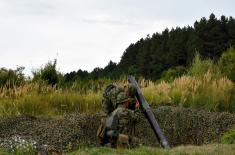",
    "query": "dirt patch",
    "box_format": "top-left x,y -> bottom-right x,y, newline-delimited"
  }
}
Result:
0,106 -> 235,151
